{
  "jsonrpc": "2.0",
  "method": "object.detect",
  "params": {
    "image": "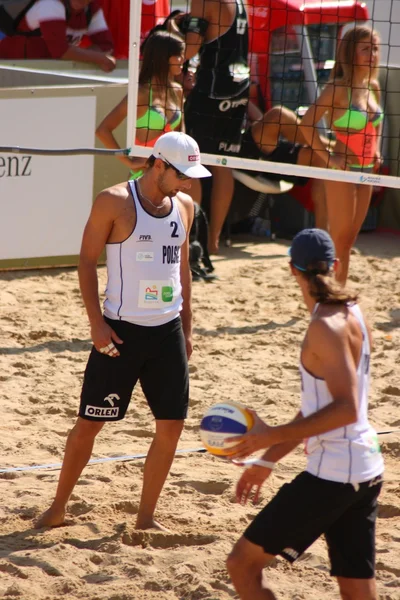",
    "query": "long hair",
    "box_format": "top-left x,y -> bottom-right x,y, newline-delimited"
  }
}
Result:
296,261 -> 359,305
139,31 -> 185,86
330,25 -> 380,85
